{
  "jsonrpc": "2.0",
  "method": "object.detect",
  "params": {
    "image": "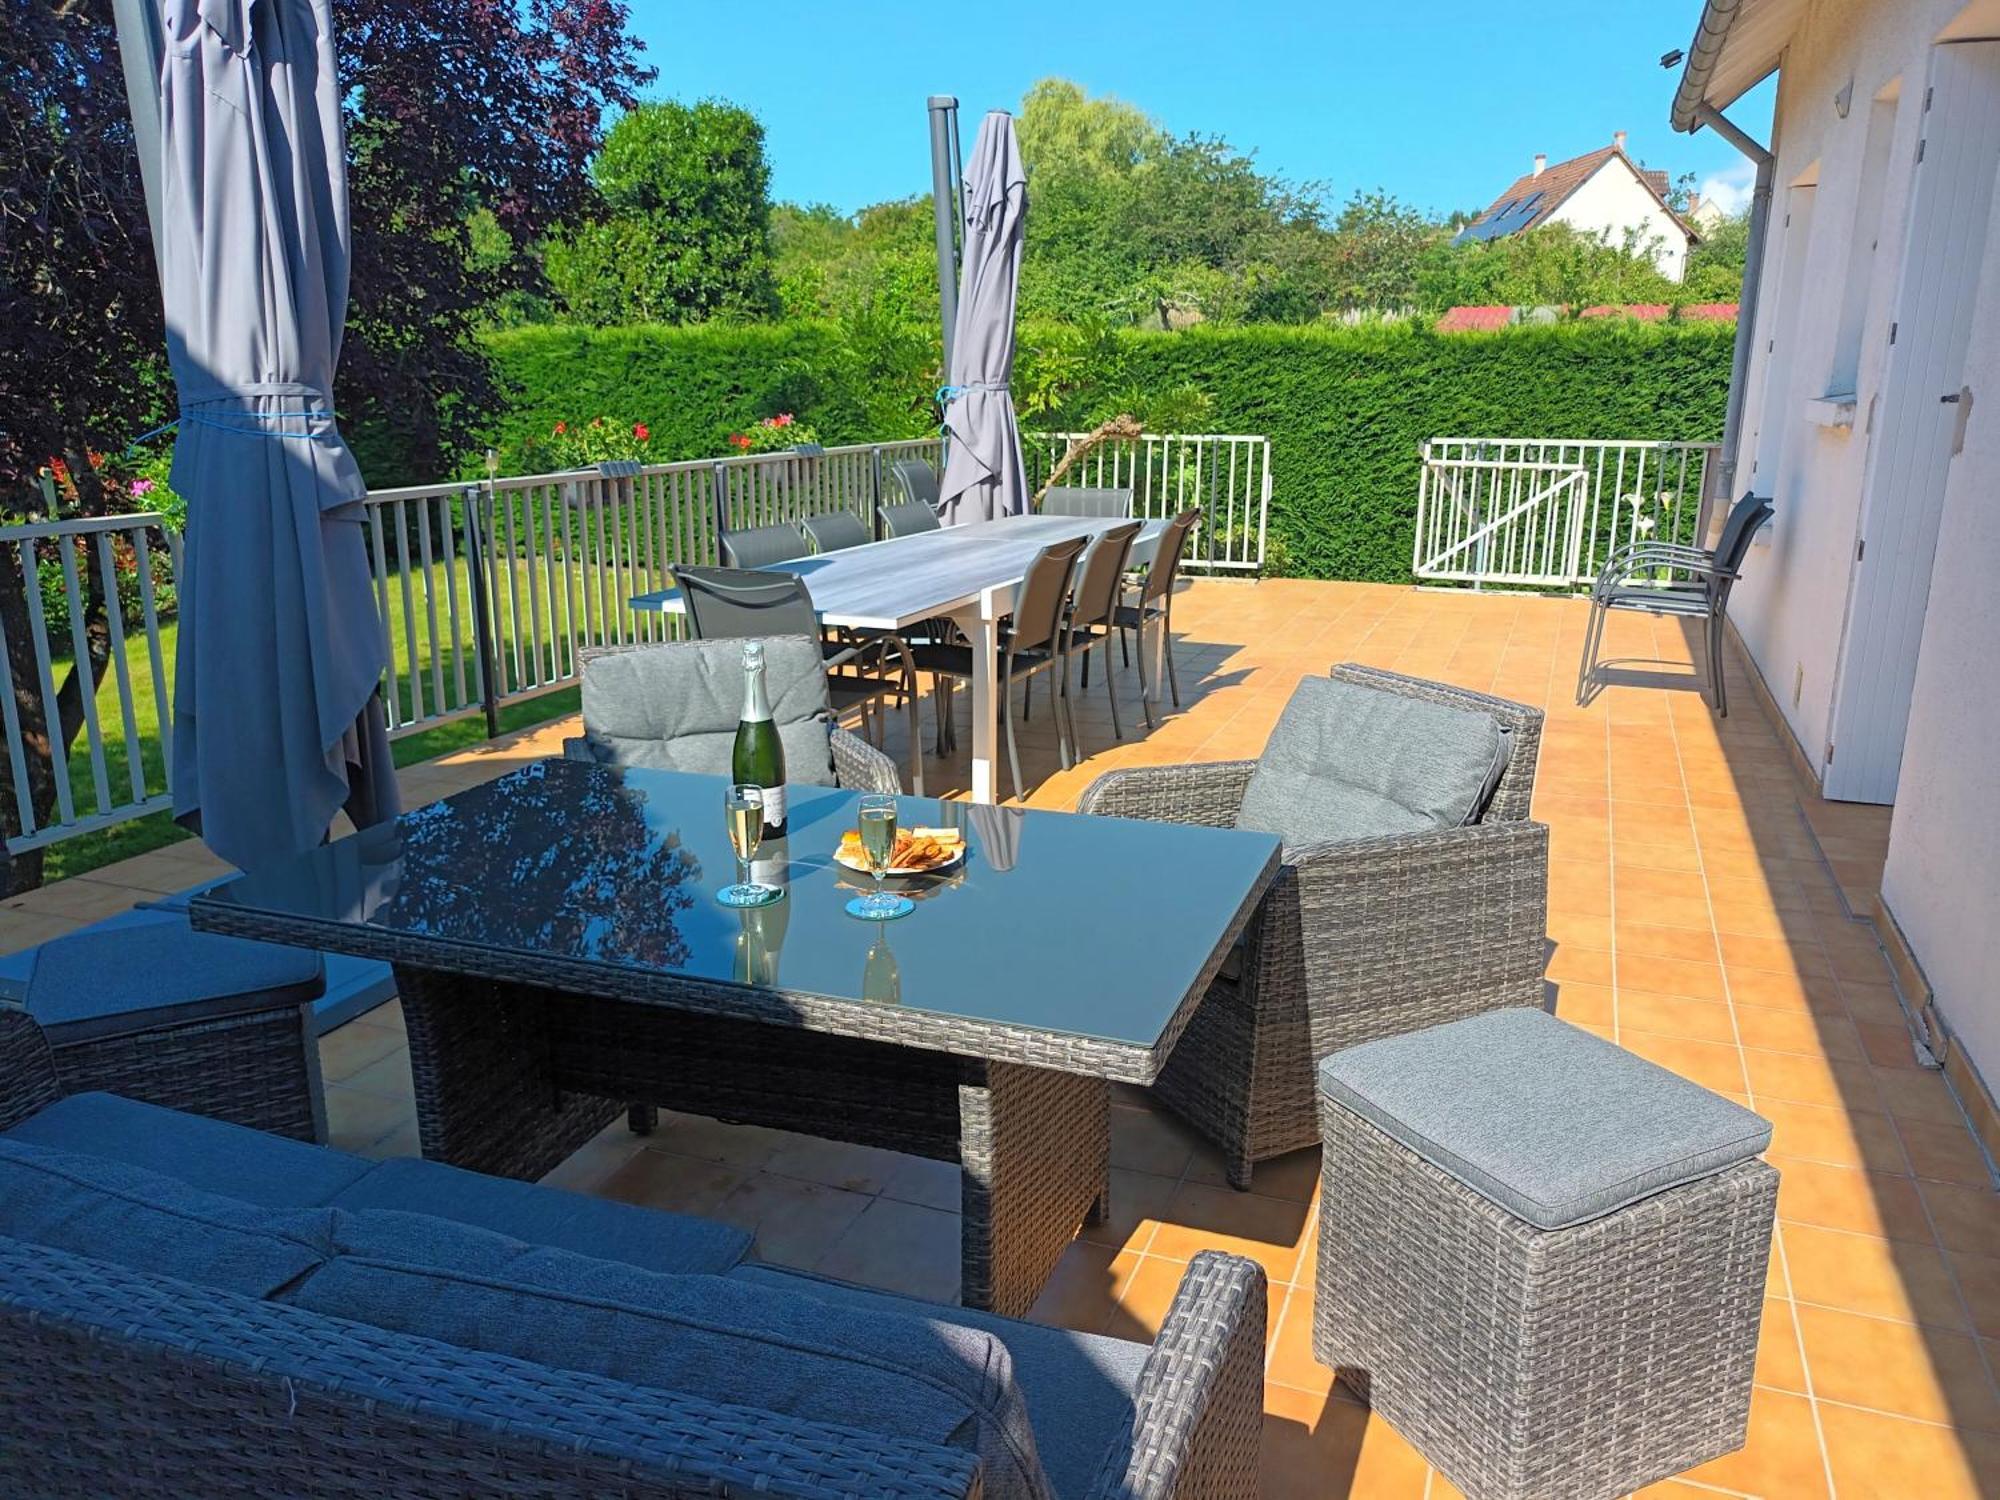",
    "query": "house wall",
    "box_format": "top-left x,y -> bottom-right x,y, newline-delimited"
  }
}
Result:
1723,0 -> 2000,1091
1724,0 -> 1962,776
1880,178 -> 2000,1093
1548,165 -> 1693,281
